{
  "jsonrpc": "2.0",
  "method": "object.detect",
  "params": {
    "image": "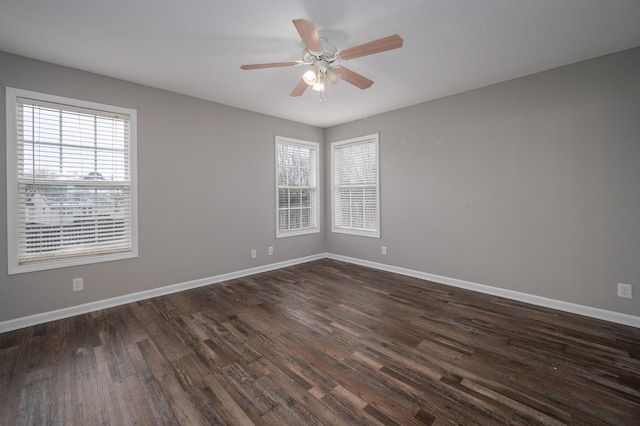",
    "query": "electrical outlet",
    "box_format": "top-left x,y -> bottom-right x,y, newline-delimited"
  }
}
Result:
251,249 -> 257,259
618,283 -> 632,299
268,246 -> 273,256
381,246 -> 387,255
73,277 -> 84,292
